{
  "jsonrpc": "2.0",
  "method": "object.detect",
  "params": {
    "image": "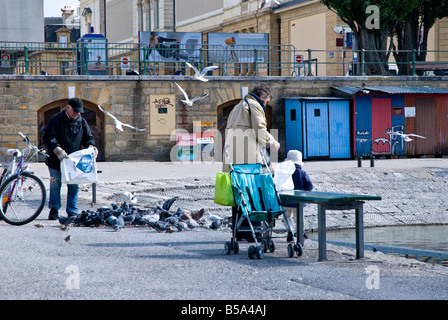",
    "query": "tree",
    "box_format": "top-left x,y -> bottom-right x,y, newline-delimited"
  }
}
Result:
392,0 -> 448,75
321,0 -> 420,75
